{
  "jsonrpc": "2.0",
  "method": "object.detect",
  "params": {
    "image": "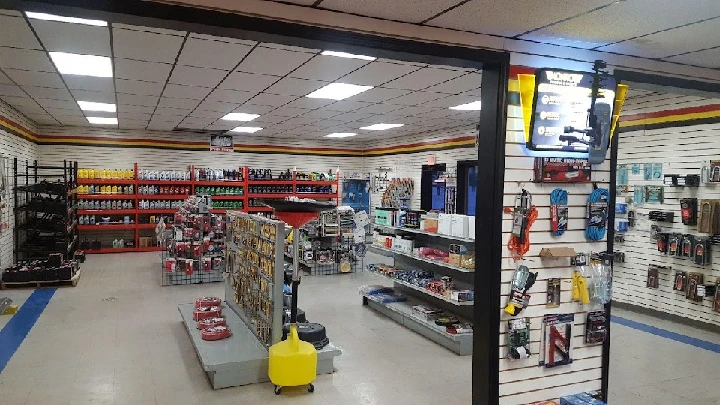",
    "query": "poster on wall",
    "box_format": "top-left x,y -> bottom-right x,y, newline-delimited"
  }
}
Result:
210,134 -> 233,152
528,68 -> 617,152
